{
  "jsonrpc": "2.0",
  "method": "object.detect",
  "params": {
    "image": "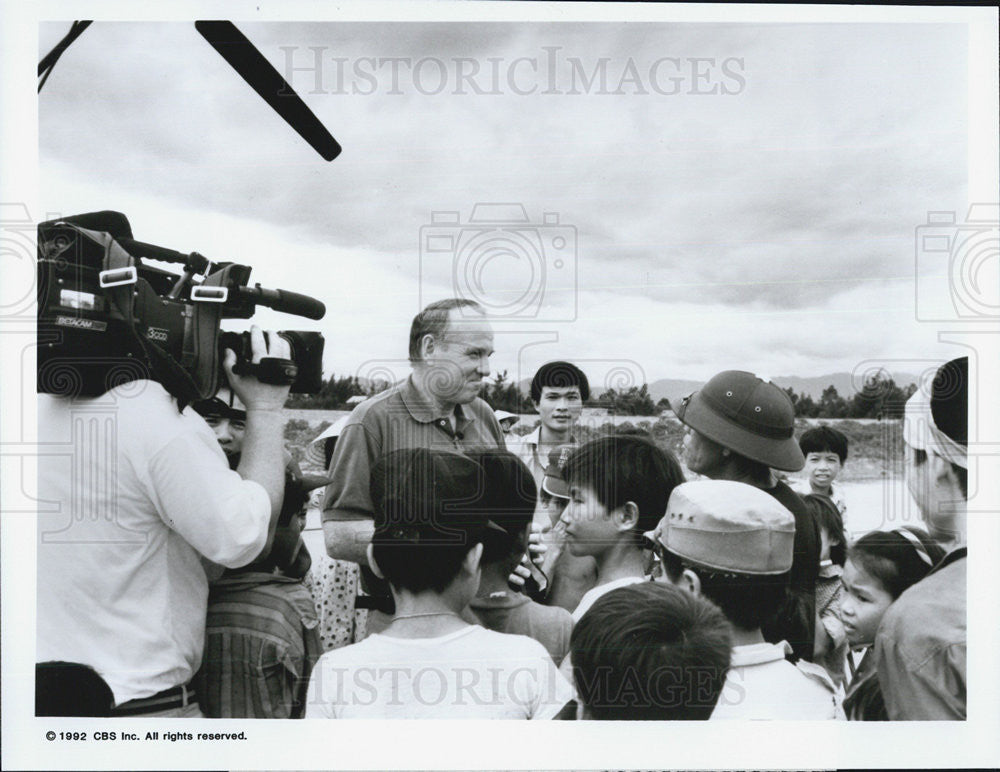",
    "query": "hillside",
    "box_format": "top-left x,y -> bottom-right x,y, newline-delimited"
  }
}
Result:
519,371 -> 917,406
